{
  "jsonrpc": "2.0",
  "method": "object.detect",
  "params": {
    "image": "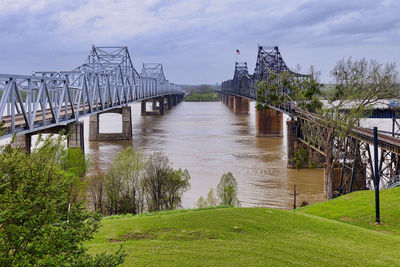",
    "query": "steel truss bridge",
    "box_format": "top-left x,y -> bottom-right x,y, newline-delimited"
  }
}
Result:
220,45 -> 400,196
0,46 -> 183,139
